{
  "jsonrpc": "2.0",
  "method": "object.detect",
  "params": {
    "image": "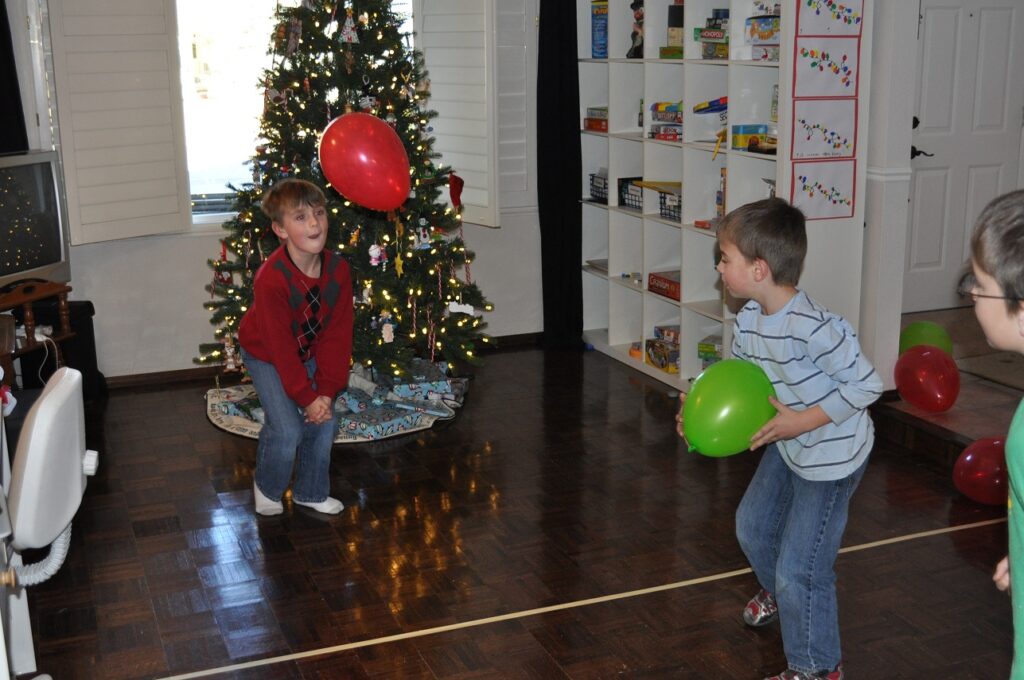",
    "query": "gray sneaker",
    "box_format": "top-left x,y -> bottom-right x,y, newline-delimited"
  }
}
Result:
764,664 -> 844,680
743,588 -> 779,627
